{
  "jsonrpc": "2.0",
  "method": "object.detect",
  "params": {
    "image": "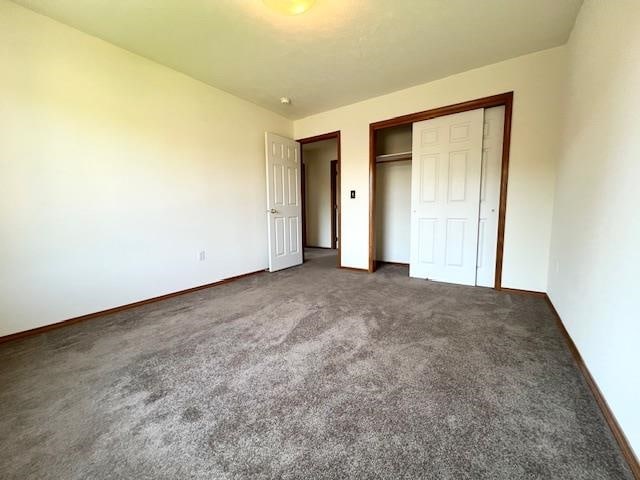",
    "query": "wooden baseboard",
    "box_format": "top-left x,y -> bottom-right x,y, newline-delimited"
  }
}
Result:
0,269 -> 266,345
544,295 -> 639,479
499,287 -> 547,297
